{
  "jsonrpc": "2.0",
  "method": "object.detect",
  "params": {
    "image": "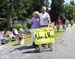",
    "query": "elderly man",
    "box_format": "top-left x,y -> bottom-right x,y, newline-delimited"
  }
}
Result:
39,6 -> 52,51
40,6 -> 51,27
